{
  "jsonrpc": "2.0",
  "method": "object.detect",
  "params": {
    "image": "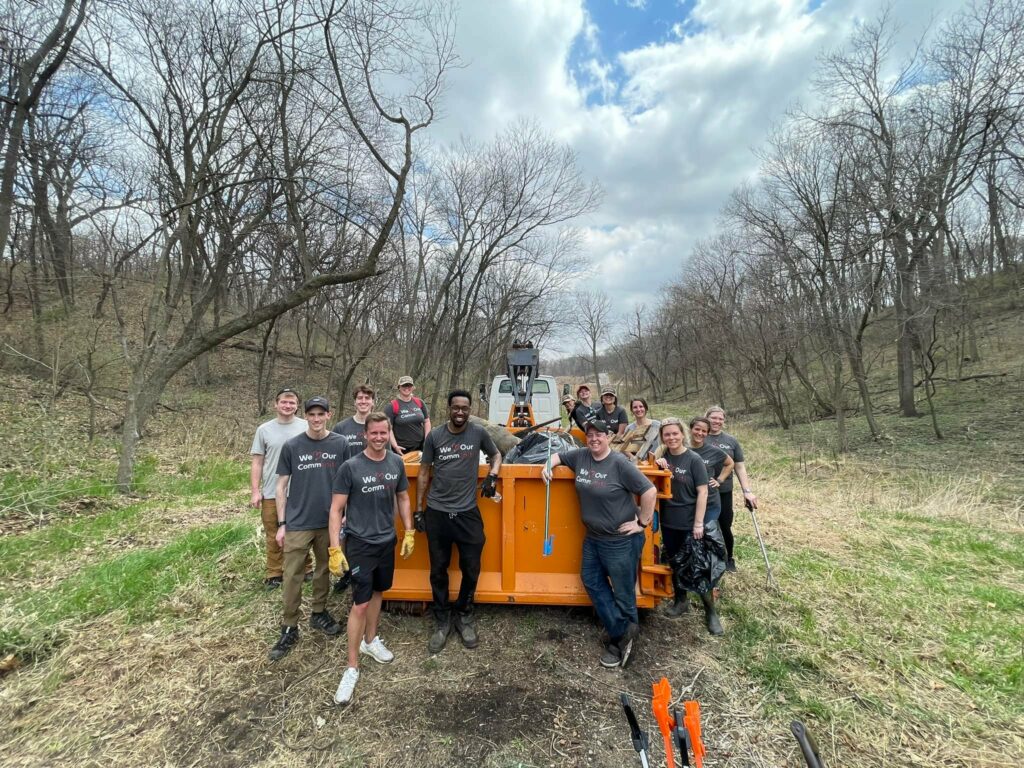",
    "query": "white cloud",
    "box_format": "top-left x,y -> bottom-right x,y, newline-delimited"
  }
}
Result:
429,0 -> 968,335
